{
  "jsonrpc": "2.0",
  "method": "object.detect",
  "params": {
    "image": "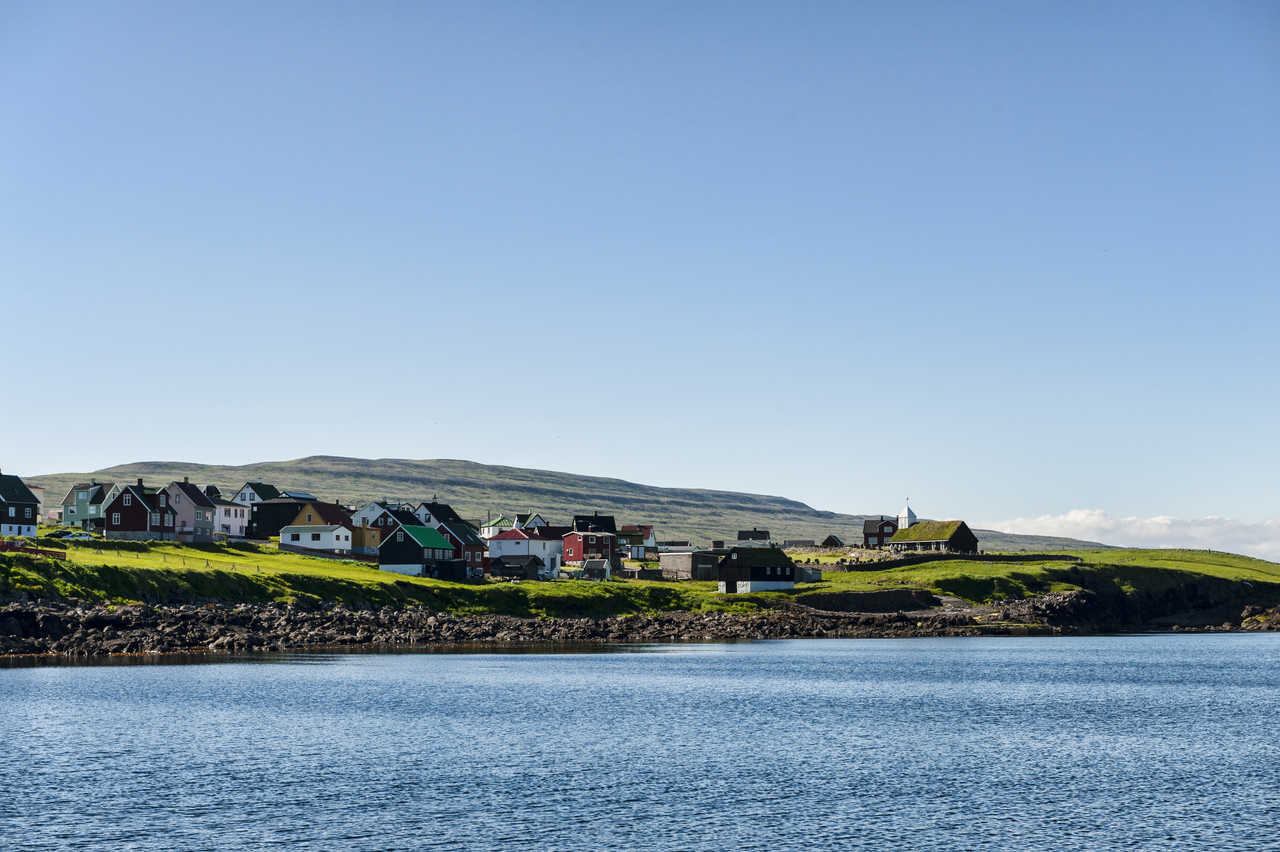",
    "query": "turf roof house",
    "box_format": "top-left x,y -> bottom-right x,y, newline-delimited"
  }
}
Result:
166,478 -> 217,542
59,480 -> 120,531
278,501 -> 355,555
231,482 -> 281,507
0,470 -> 41,537
715,546 -> 797,594
103,480 -> 177,540
887,520 -> 979,554
377,524 -> 458,577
